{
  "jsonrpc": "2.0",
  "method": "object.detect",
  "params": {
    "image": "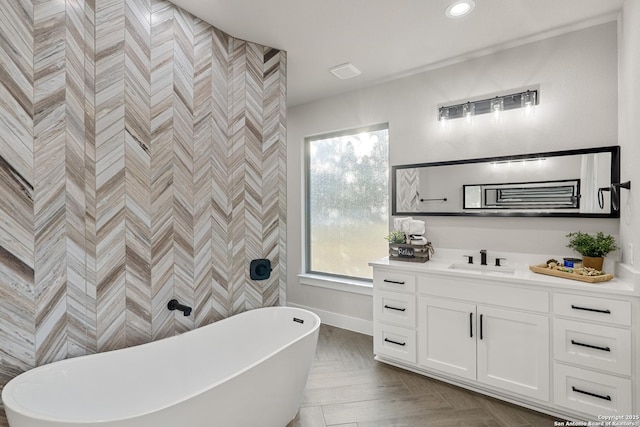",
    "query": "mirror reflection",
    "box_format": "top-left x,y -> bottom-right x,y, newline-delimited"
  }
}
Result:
392,146 -> 620,217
